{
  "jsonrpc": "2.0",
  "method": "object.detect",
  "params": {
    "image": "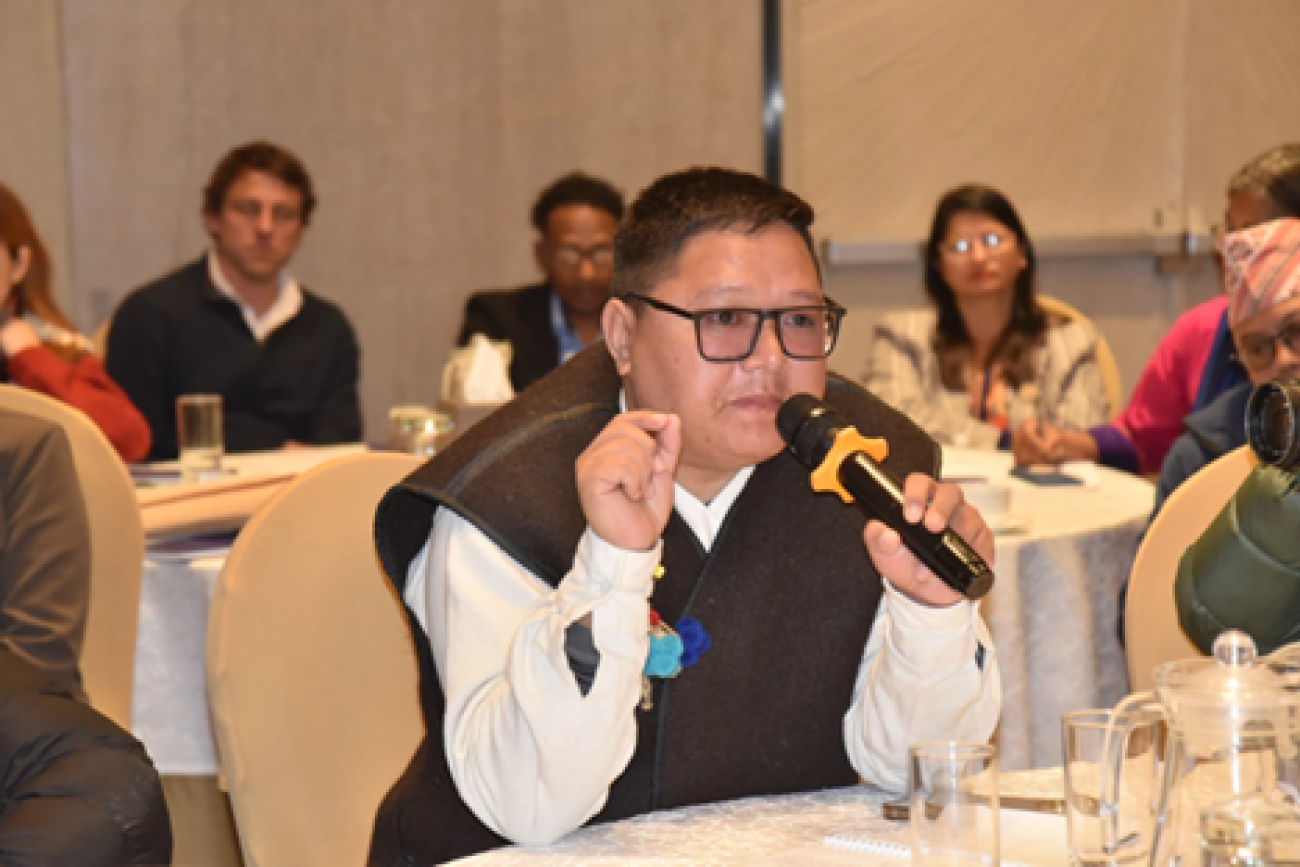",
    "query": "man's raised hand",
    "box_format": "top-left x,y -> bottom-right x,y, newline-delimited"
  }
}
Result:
576,412 -> 682,552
